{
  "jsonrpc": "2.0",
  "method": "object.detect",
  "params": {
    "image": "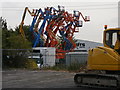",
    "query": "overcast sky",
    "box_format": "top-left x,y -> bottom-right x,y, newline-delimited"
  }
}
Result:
0,0 -> 120,43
